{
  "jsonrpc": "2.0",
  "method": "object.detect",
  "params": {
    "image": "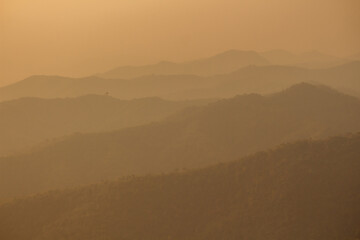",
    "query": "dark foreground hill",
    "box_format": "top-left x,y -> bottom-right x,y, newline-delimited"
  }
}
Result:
0,134 -> 359,240
0,83 -> 359,201
1,61 -> 360,102
0,95 -> 212,157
